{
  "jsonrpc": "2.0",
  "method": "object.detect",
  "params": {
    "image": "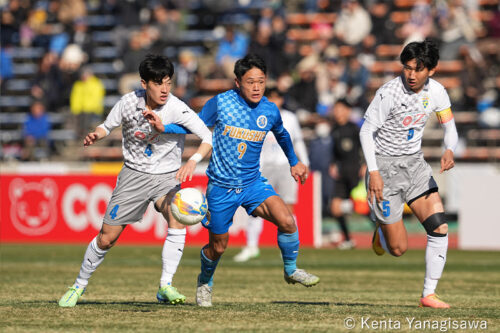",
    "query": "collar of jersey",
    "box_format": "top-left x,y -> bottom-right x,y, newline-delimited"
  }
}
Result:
136,89 -> 170,112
